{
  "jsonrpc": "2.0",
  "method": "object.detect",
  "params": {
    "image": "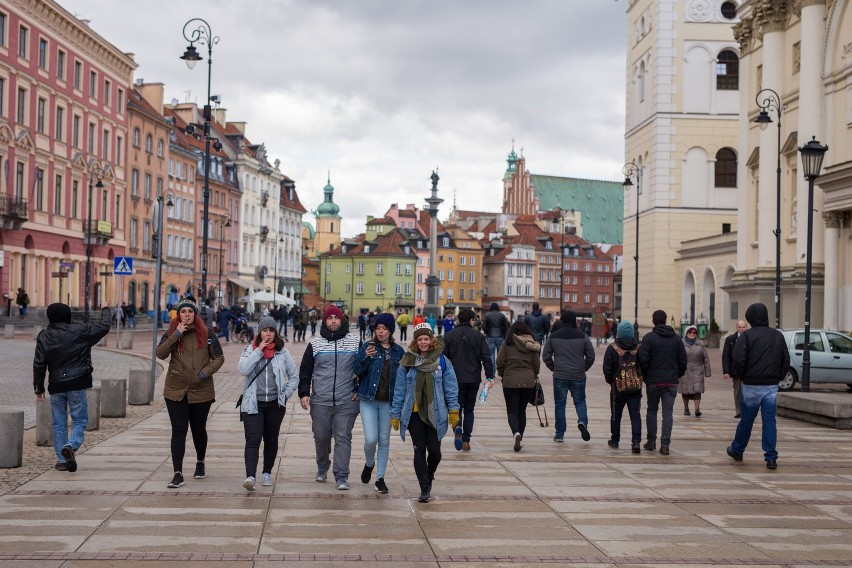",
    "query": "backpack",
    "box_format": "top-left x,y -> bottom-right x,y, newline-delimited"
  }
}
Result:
612,344 -> 643,394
